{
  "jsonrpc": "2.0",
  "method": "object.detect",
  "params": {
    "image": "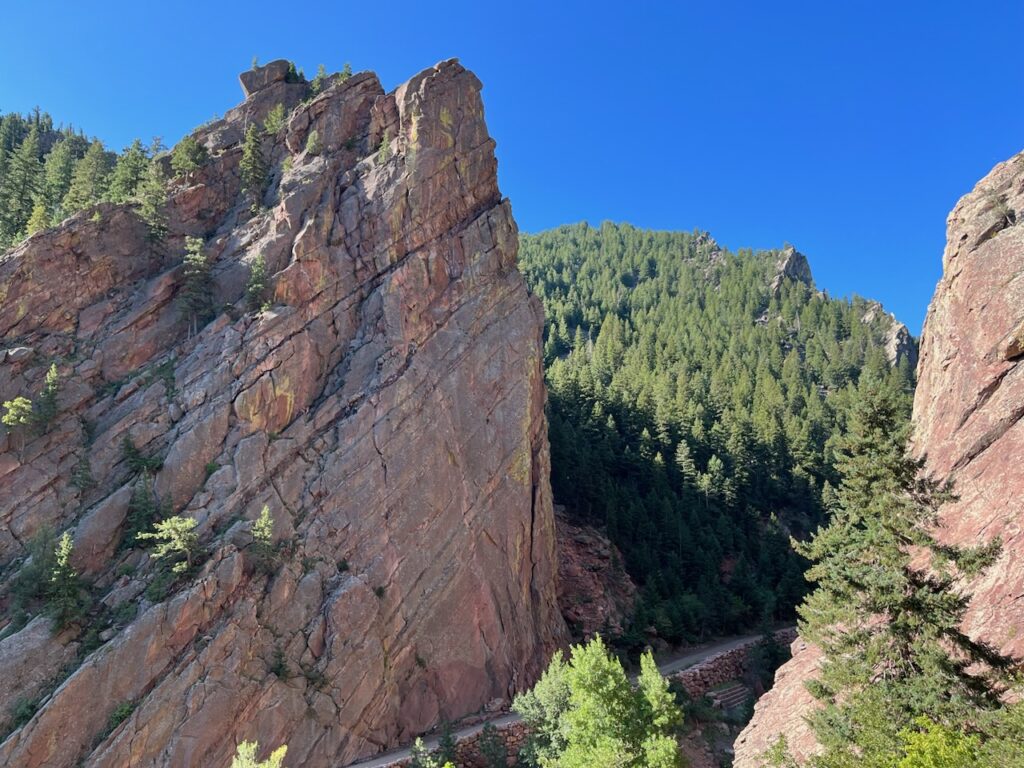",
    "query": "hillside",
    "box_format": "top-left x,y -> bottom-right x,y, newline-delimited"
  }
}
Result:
519,223 -> 916,641
0,59 -> 566,767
